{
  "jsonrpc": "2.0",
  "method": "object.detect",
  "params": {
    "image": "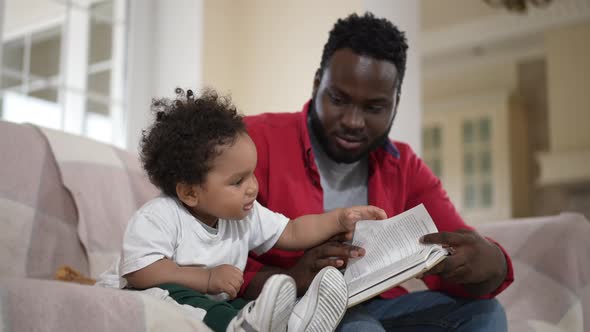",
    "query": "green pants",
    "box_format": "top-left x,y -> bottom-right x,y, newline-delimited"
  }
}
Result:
157,283 -> 248,332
